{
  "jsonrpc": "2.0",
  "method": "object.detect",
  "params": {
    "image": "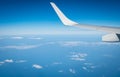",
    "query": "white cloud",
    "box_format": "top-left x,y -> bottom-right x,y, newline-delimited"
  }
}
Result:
69,69 -> 76,74
32,64 -> 43,69
4,59 -> 13,63
82,63 -> 96,72
11,36 -> 24,39
70,52 -> 87,61
0,59 -> 14,65
84,62 -> 97,69
29,37 -> 43,40
60,42 -> 80,46
0,59 -> 27,66
71,58 -> 85,61
79,53 -> 87,57
1,45 -> 39,50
